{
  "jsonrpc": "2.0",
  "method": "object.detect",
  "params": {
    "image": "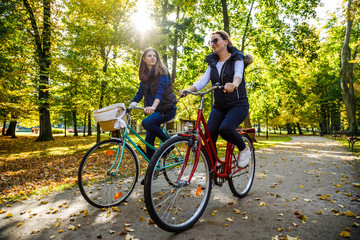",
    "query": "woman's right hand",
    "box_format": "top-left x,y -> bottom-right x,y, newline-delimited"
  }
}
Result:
179,90 -> 187,97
